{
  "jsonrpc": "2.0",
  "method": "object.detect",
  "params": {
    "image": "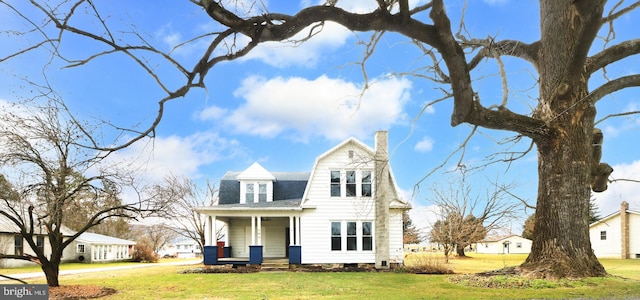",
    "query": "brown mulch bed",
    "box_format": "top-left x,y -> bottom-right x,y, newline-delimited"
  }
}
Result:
49,285 -> 117,300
